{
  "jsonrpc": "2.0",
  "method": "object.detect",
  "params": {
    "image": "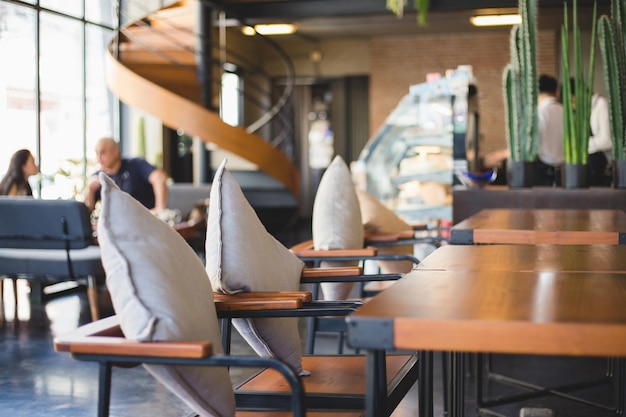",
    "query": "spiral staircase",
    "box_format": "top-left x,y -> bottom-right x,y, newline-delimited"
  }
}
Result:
106,0 -> 299,229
